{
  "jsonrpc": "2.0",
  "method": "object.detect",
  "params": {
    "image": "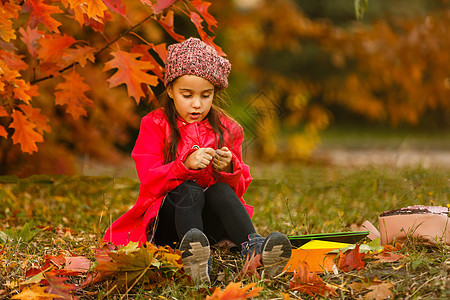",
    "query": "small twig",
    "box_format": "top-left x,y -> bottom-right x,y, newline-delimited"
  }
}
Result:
30,13 -> 155,84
